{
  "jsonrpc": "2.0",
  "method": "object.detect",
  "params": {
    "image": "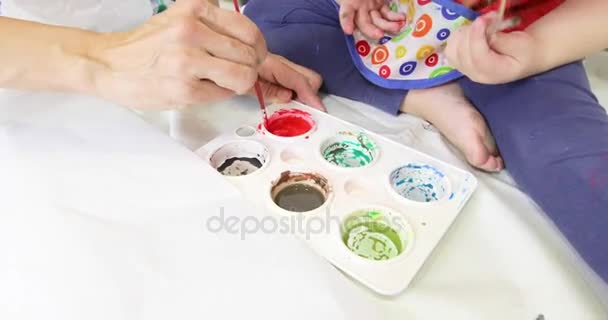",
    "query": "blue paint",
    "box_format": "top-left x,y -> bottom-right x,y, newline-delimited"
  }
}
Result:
390,164 -> 450,203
